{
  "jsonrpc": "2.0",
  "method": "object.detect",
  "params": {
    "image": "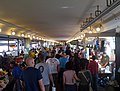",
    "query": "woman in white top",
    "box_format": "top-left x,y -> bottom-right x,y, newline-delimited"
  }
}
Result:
63,61 -> 79,91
